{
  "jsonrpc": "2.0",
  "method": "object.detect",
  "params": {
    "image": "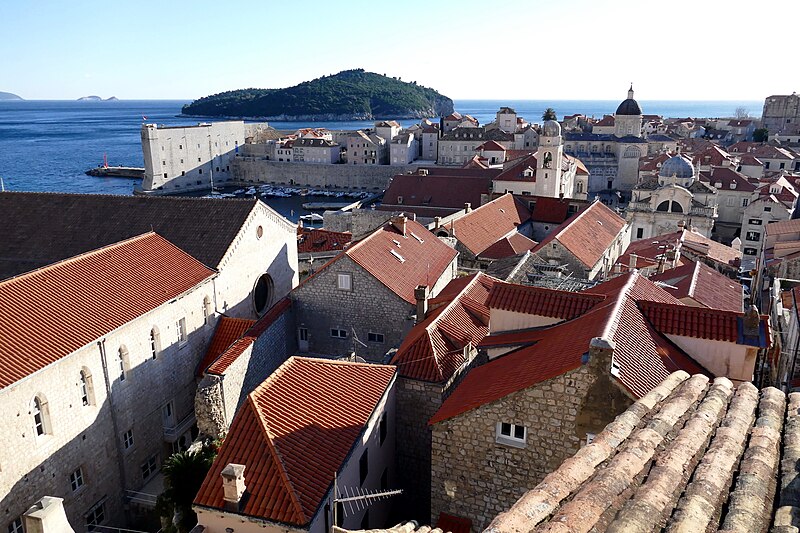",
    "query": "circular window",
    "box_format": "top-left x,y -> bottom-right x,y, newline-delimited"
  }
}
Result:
256,225 -> 264,239
253,273 -> 274,315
